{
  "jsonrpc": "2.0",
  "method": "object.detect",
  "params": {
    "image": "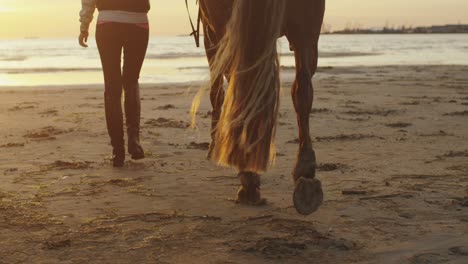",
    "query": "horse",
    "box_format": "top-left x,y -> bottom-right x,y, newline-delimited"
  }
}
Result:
191,0 -> 326,215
